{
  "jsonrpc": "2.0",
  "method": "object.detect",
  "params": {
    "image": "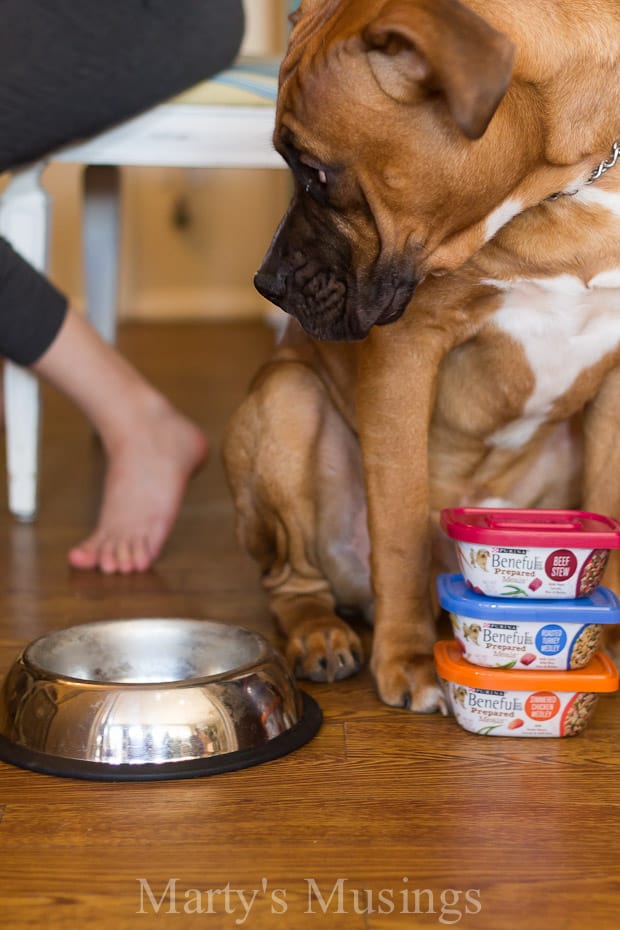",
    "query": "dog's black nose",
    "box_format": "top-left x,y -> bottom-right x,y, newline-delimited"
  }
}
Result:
254,271 -> 287,304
